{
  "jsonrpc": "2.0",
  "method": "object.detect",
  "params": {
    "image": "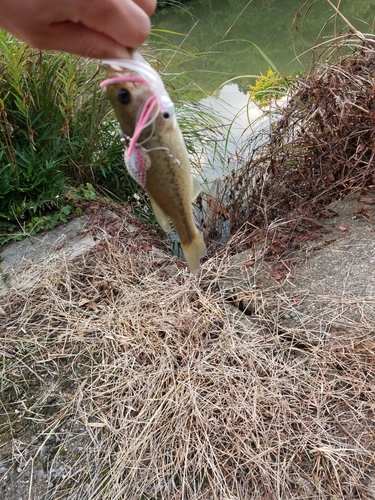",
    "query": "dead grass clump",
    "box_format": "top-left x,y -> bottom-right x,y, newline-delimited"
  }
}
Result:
221,34 -> 375,240
1,240 -> 375,499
